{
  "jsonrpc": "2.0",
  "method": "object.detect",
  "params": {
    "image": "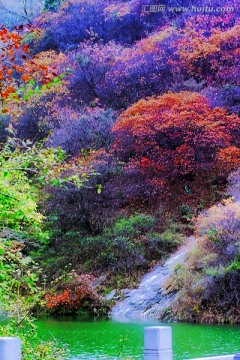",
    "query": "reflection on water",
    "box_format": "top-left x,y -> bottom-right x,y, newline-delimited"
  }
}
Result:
36,317 -> 240,360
